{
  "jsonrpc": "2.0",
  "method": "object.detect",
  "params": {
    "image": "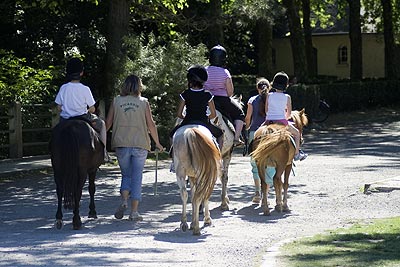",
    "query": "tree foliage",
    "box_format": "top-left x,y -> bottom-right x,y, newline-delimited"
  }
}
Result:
0,50 -> 54,105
